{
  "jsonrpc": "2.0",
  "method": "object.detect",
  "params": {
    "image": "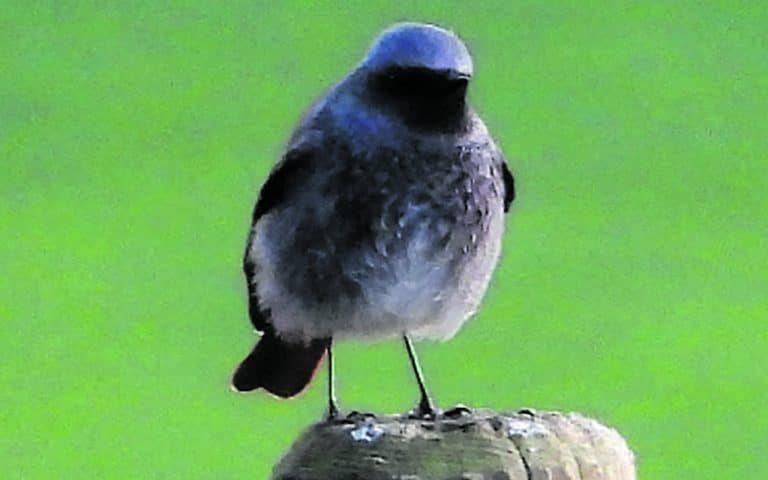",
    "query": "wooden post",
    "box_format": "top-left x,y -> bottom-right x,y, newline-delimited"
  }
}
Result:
271,409 -> 636,479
